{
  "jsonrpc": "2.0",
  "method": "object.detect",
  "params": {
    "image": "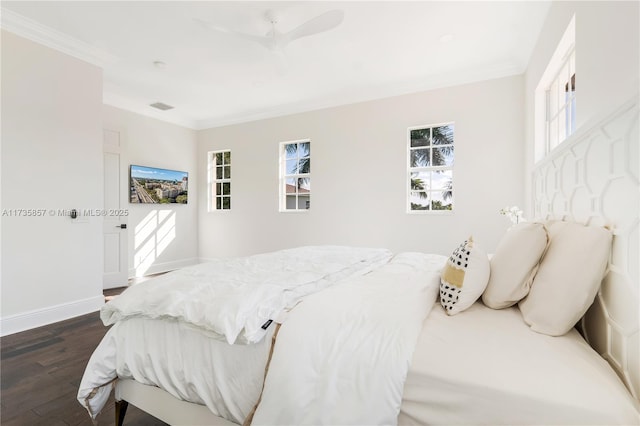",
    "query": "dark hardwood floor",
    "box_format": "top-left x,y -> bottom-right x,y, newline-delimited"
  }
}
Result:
1,288 -> 168,425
